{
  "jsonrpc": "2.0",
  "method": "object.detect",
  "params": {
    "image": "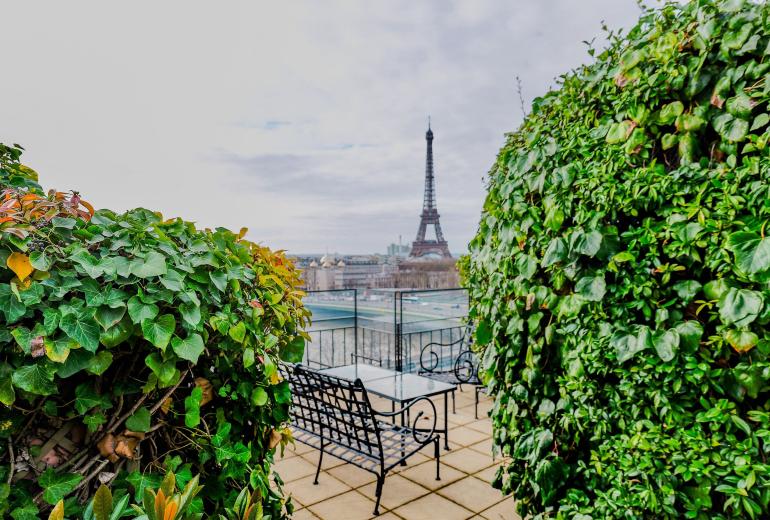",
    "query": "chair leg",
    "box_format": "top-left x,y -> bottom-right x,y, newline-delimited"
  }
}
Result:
452,389 -> 456,414
434,437 -> 441,481
373,473 -> 385,515
313,448 -> 324,485
475,387 -> 479,420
